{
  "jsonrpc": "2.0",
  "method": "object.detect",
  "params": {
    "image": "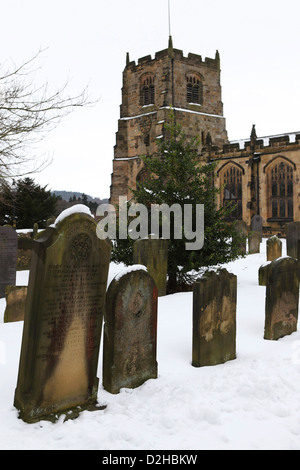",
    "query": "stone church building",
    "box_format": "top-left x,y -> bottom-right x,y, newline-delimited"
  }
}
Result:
109,38 -> 300,236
